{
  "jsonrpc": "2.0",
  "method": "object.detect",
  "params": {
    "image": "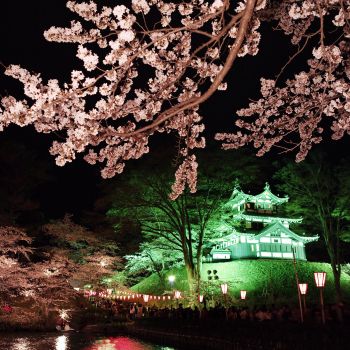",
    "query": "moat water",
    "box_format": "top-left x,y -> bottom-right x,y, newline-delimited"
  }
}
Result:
0,333 -> 176,350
